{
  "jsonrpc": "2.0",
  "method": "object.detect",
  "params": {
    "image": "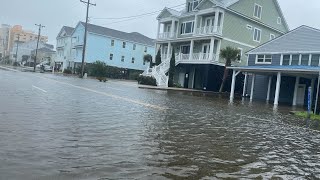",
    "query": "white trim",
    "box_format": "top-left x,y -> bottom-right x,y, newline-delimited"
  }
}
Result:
253,27 -> 262,42
253,3 -> 262,19
237,47 -> 243,62
270,33 -> 275,40
308,54 -> 312,66
280,54 -> 283,65
277,17 -> 282,25
223,37 -> 255,48
255,54 -> 272,64
249,51 -> 320,55
180,21 -> 195,35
